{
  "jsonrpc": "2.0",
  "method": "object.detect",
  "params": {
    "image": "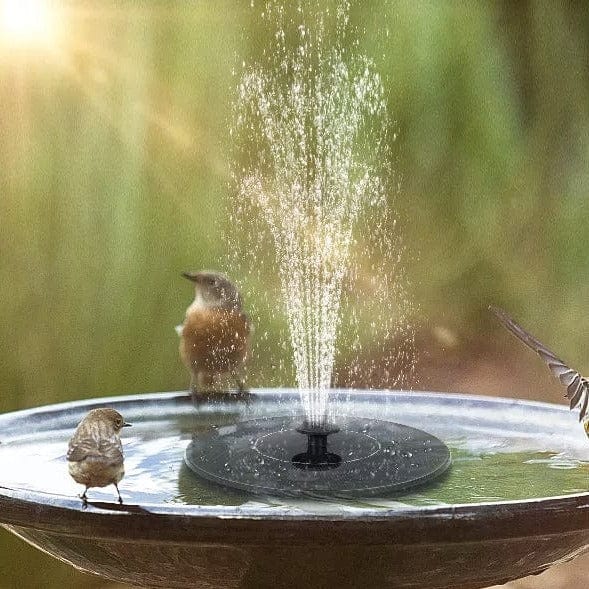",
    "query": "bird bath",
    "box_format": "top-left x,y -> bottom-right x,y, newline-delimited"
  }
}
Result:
0,389 -> 588,589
